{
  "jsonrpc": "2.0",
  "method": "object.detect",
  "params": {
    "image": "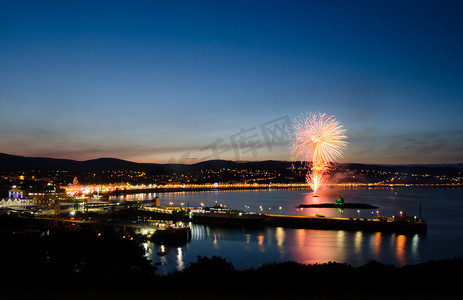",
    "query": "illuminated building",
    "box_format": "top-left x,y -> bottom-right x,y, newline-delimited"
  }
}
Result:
8,187 -> 24,199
